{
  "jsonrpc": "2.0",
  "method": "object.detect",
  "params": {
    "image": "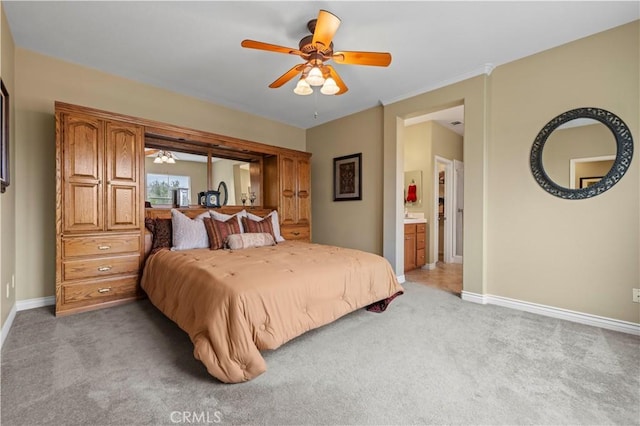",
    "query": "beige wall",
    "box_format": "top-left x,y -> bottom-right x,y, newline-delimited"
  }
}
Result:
313,21 -> 639,324
14,49 -> 305,302
0,2 -> 16,330
307,106 -> 384,254
488,20 -> 639,323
